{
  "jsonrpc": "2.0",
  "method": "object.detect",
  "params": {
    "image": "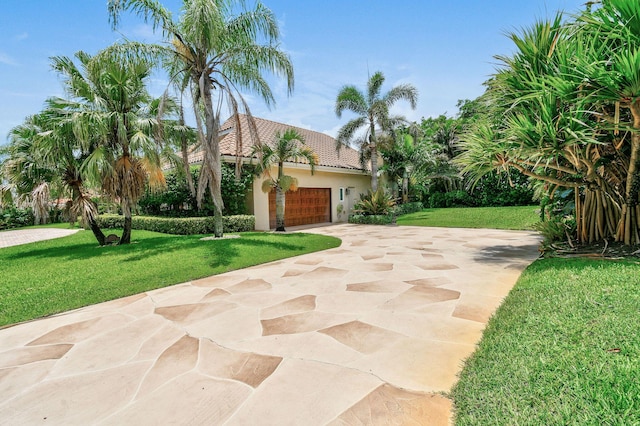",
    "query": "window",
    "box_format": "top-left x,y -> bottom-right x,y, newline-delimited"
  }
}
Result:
339,187 -> 344,202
